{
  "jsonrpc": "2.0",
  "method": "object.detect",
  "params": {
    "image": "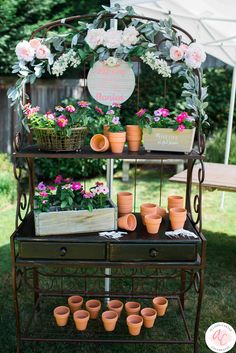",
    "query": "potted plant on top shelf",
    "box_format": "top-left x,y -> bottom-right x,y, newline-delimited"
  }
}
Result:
136,107 -> 196,153
107,115 -> 126,154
